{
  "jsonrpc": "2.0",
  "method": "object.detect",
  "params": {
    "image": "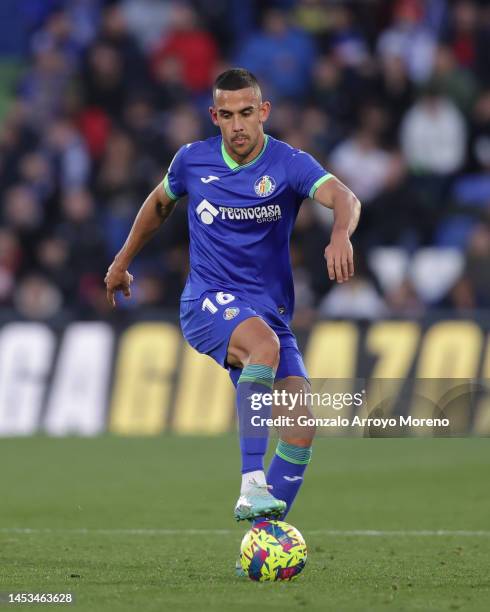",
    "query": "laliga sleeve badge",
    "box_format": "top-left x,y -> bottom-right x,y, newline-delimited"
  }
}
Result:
224,307 -> 240,320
